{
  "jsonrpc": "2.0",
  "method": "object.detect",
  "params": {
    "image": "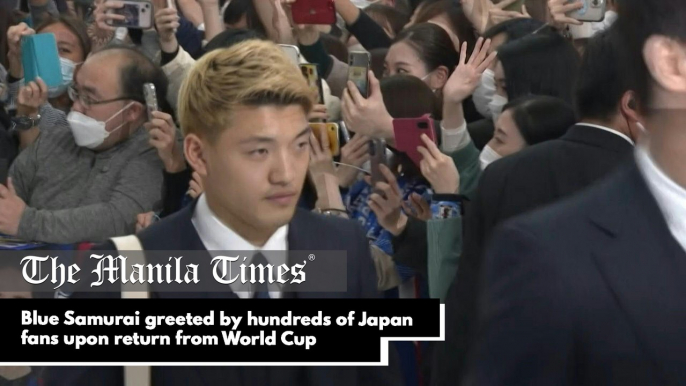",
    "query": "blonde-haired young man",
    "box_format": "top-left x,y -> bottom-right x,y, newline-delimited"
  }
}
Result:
45,40 -> 401,386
